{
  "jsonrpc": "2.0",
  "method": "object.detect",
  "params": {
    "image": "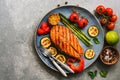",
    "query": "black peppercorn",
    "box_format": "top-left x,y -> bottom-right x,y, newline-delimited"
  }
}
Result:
65,2 -> 68,5
57,4 -> 60,7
